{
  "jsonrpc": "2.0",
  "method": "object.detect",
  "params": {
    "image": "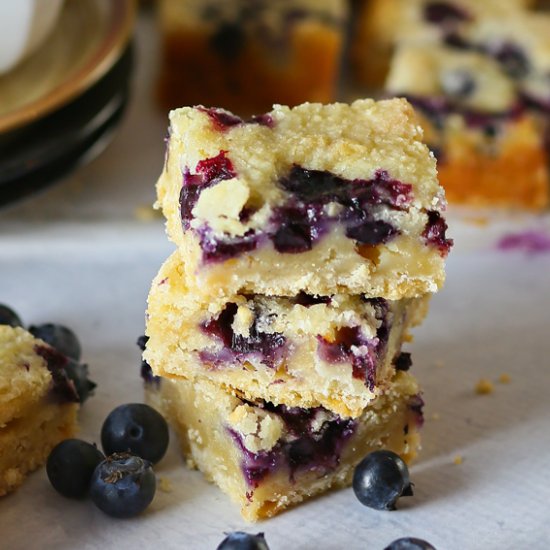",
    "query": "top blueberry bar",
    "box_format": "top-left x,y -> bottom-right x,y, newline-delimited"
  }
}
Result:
156,99 -> 452,299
